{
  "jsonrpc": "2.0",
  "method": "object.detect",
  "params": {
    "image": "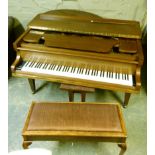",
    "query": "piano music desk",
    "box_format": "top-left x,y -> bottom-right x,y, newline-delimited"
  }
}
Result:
60,84 -> 95,102
22,102 -> 127,155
